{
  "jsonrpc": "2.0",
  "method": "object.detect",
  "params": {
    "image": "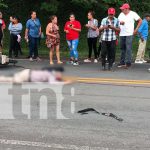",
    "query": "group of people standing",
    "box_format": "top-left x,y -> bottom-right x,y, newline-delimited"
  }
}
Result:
85,3 -> 150,70
45,3 -> 150,70
83,3 -> 149,70
0,3 -> 150,71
